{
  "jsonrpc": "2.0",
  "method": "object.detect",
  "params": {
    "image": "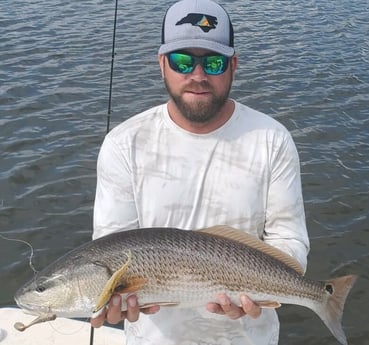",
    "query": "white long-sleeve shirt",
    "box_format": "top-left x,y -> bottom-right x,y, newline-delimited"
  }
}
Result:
93,101 -> 309,345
